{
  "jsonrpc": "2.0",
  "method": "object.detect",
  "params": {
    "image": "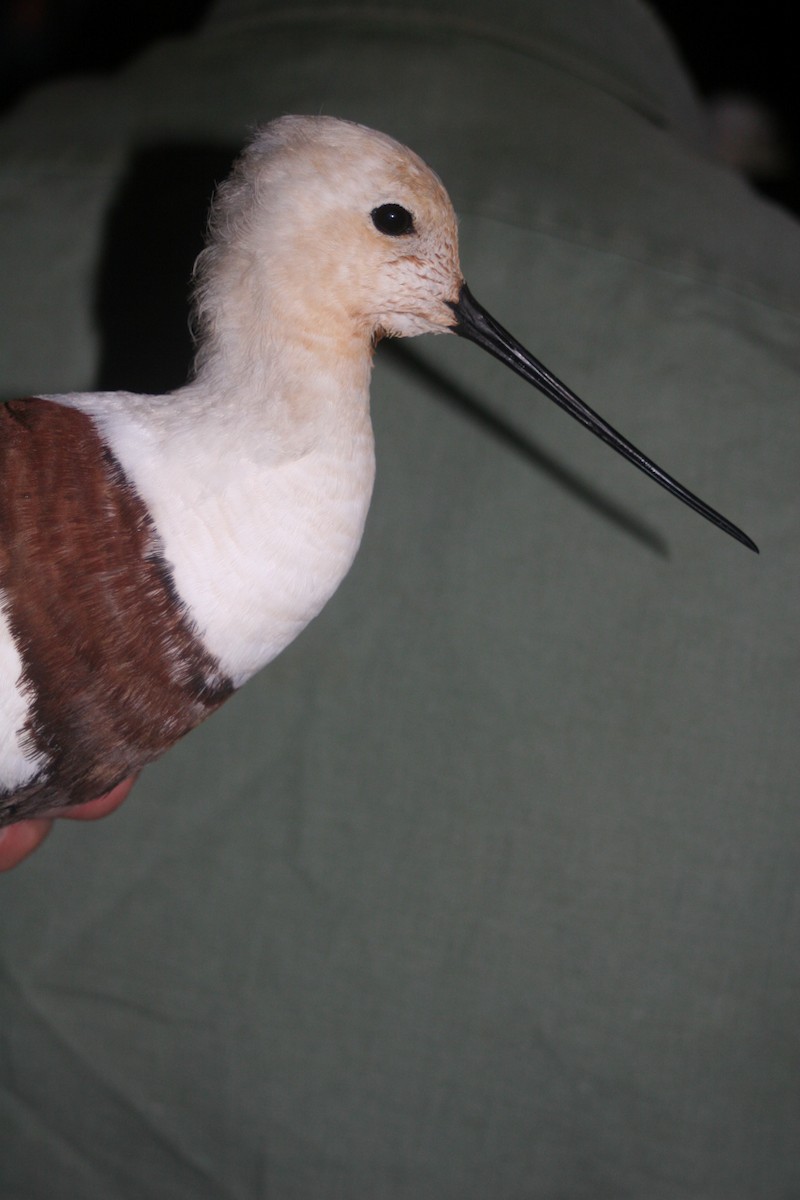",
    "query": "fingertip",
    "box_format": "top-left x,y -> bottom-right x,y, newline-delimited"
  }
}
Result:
0,775 -> 138,868
0,819 -> 54,871
61,775 -> 138,821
